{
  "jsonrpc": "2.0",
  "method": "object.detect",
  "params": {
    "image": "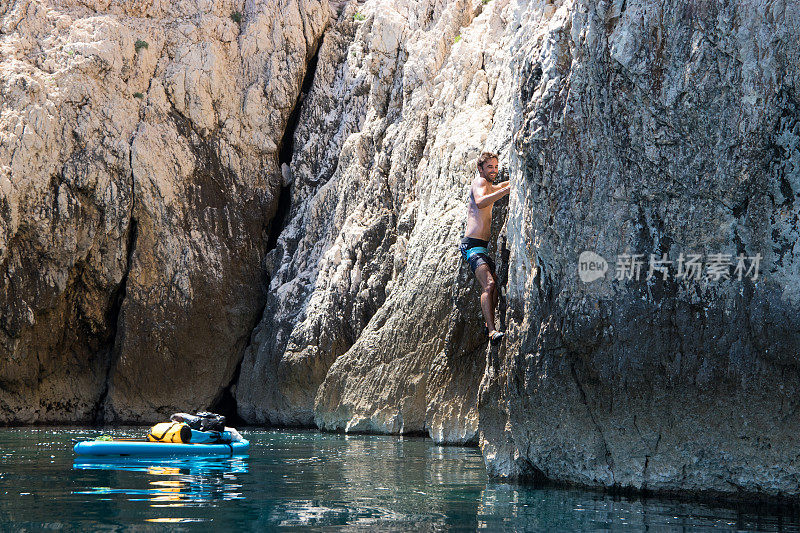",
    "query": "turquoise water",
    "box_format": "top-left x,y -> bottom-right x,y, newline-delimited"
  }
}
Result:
0,427 -> 798,531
